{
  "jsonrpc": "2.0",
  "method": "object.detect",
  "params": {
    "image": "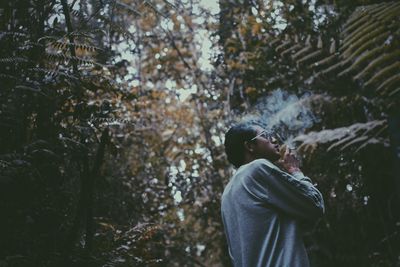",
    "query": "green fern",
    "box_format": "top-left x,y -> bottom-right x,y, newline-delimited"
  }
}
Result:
364,61 -> 400,87
50,41 -> 102,52
46,52 -> 103,67
353,50 -> 400,81
294,120 -> 388,154
0,57 -> 28,64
